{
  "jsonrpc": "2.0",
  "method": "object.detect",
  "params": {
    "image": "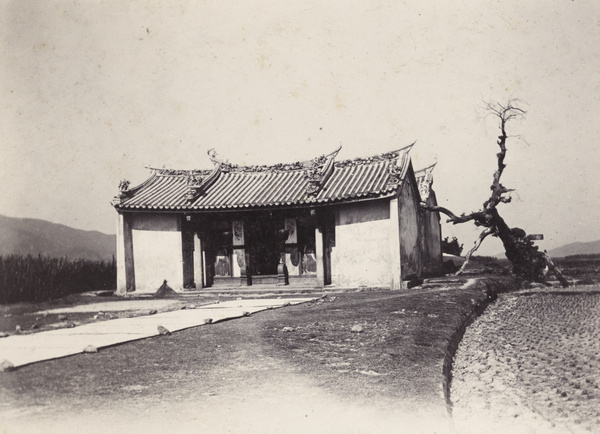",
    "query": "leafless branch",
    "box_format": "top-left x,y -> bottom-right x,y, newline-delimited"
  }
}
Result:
455,228 -> 494,276
421,204 -> 486,225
